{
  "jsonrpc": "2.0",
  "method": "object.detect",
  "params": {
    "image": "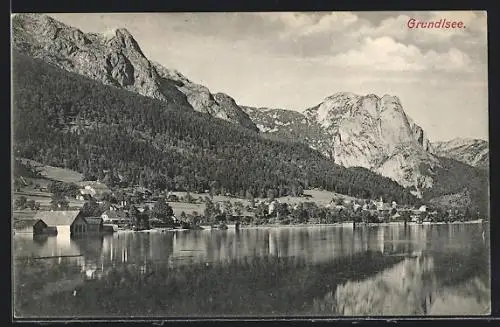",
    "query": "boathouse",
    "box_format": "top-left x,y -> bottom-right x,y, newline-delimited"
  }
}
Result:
32,210 -> 83,236
32,210 -> 105,236
71,216 -> 104,236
